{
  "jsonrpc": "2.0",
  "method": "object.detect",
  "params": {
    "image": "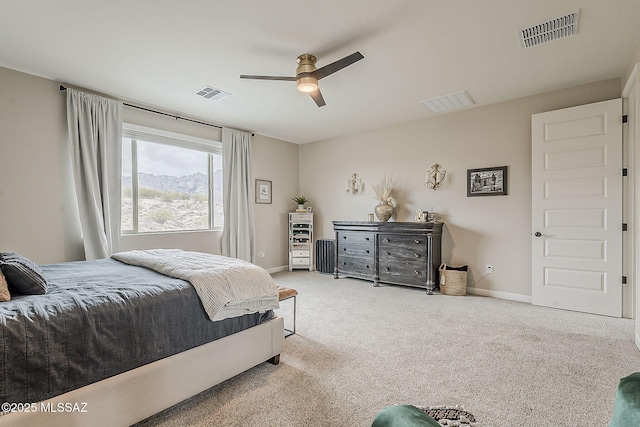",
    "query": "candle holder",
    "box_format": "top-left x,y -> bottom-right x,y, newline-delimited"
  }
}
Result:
426,164 -> 446,190
346,172 -> 363,195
